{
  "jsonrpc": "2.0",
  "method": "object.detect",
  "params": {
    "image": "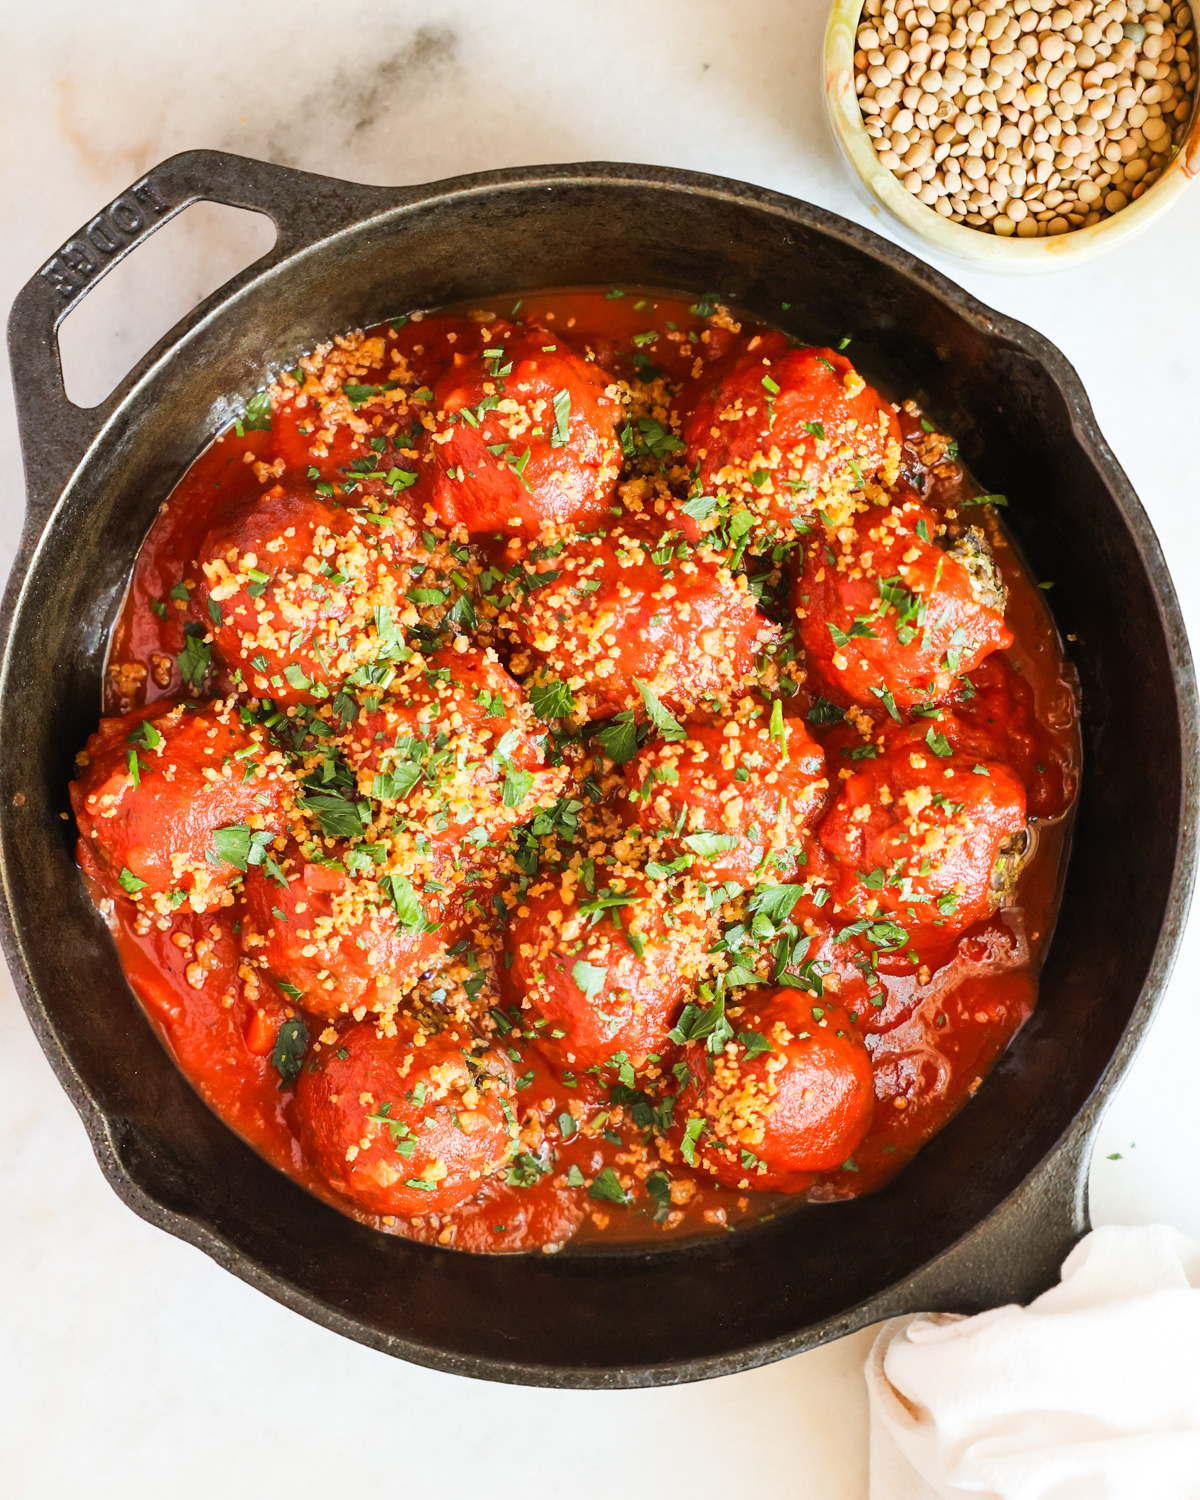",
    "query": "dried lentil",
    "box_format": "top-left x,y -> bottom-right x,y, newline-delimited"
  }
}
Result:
854,0 -> 1198,236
